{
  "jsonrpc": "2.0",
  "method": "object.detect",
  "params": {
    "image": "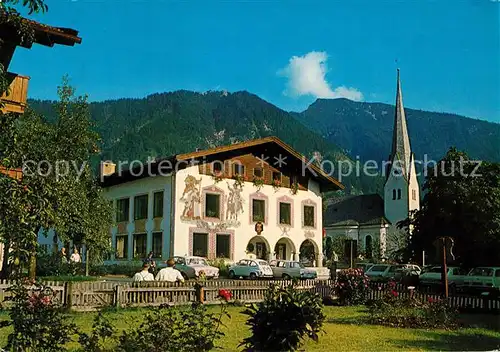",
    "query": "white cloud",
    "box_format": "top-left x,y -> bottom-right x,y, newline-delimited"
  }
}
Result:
278,51 -> 363,101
